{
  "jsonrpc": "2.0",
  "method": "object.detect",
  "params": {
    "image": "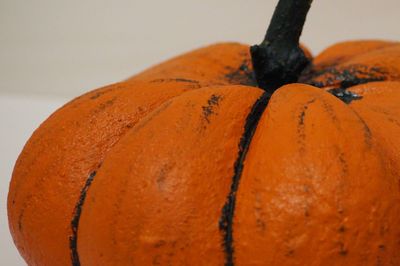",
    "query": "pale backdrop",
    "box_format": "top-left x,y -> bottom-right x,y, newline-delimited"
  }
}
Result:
1,0 -> 399,98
